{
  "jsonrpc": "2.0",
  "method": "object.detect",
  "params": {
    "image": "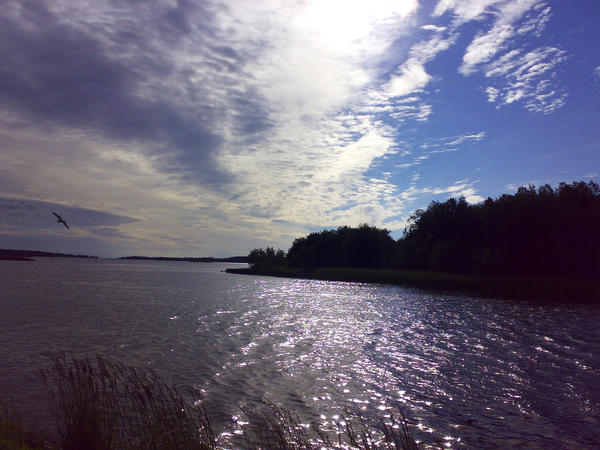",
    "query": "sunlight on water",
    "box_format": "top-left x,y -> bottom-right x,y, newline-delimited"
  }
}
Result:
0,259 -> 599,448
